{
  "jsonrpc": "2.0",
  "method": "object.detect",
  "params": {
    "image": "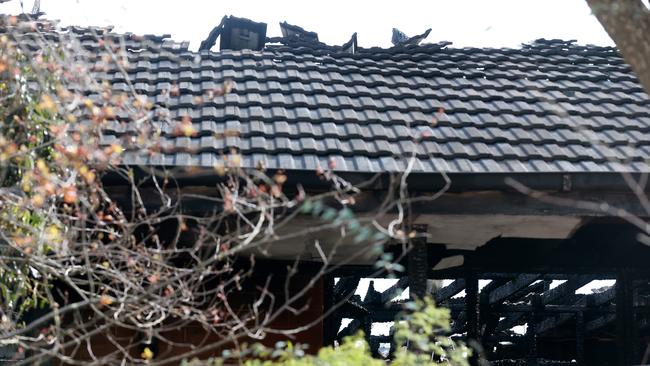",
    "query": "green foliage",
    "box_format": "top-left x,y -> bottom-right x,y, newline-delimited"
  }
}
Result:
182,297 -> 471,366
0,35 -> 61,186
0,38 -> 52,322
392,297 -> 471,366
